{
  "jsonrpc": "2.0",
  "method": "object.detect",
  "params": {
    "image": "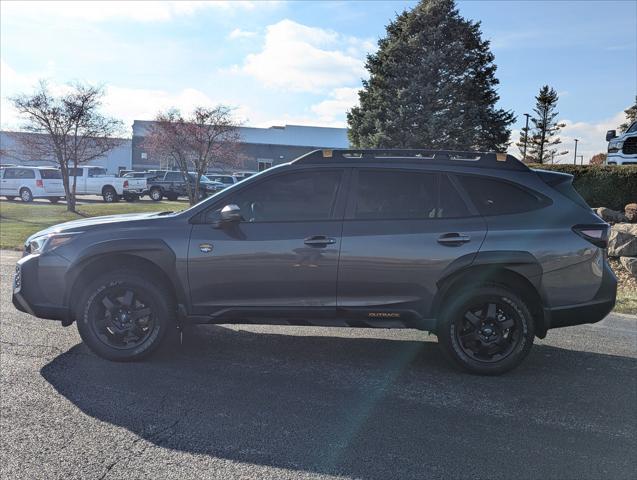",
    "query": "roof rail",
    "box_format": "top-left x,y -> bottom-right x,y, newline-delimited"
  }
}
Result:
293,149 -> 528,171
